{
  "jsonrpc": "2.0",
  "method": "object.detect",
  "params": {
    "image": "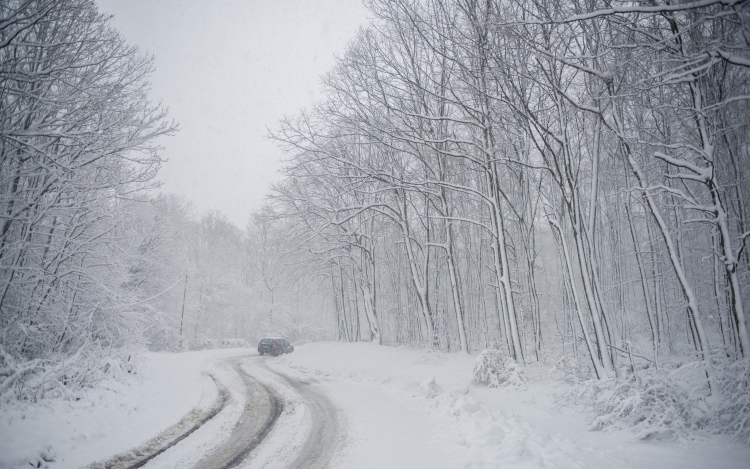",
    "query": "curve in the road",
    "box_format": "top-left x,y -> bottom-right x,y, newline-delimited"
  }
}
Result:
90,374 -> 229,469
192,358 -> 283,469
258,361 -> 342,469
93,354 -> 341,469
